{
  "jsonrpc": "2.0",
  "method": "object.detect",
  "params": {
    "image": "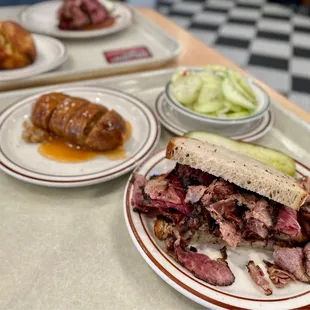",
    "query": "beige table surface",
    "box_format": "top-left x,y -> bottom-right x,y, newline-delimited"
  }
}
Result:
0,6 -> 309,310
